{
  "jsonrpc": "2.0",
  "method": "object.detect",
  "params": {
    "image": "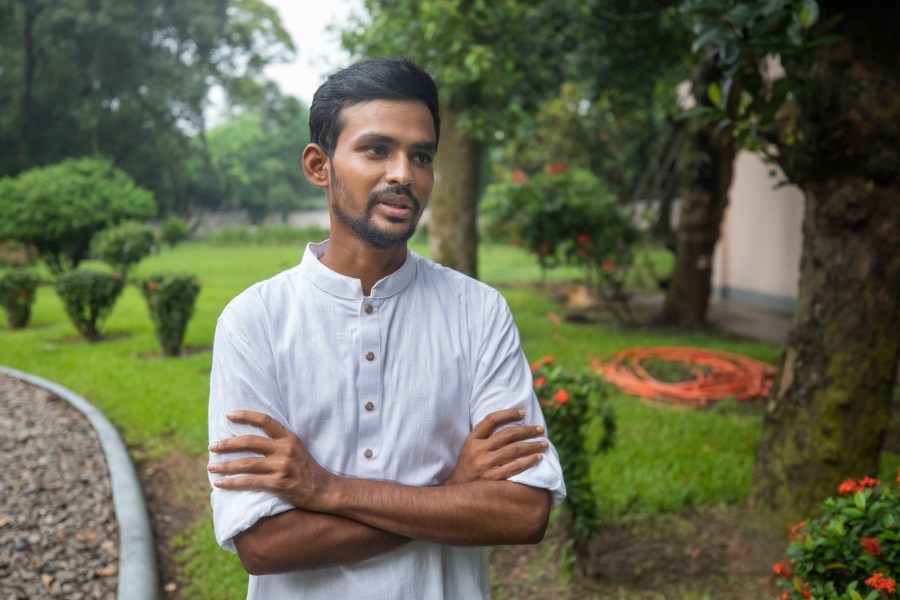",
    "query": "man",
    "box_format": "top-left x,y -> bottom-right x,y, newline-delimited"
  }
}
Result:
207,57 -> 565,599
